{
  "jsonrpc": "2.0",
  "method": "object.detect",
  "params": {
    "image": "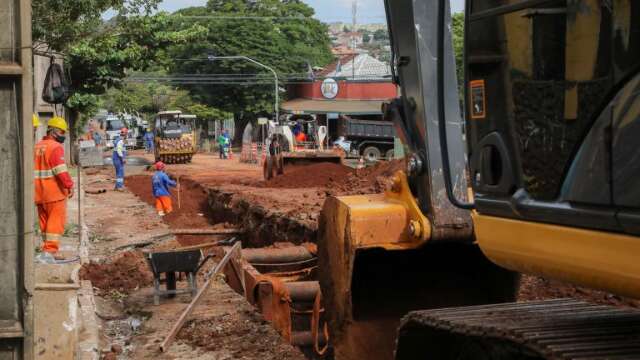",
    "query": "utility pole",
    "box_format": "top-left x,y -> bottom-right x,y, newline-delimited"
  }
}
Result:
351,0 -> 358,50
352,0 -> 358,80
208,55 -> 279,123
